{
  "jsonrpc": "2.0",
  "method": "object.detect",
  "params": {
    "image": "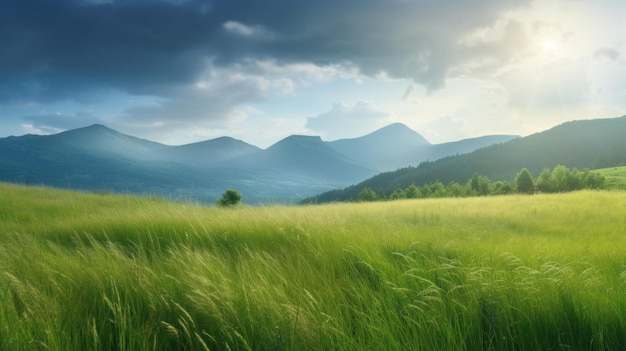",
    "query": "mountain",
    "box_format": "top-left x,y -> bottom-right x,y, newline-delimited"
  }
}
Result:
1,127 -> 191,196
0,125 -> 259,201
47,124 -> 166,159
329,123 -> 517,171
214,135 -> 378,201
159,137 -> 261,167
303,115 -> 626,203
329,123 -> 431,170
0,123 -> 523,204
250,135 -> 375,183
